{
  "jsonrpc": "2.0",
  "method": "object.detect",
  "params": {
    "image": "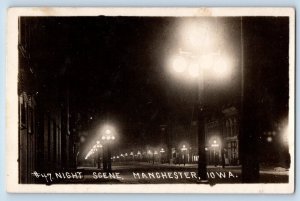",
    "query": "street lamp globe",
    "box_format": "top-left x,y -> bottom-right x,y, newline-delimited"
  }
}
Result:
187,61 -> 199,78
105,129 -> 111,135
172,55 -> 187,73
212,55 -> 232,79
